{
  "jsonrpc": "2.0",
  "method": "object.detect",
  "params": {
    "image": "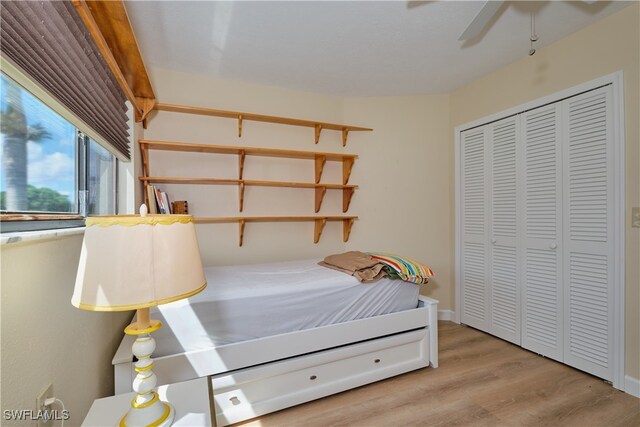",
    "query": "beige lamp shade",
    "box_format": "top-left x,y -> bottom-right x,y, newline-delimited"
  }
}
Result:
72,215 -> 206,311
